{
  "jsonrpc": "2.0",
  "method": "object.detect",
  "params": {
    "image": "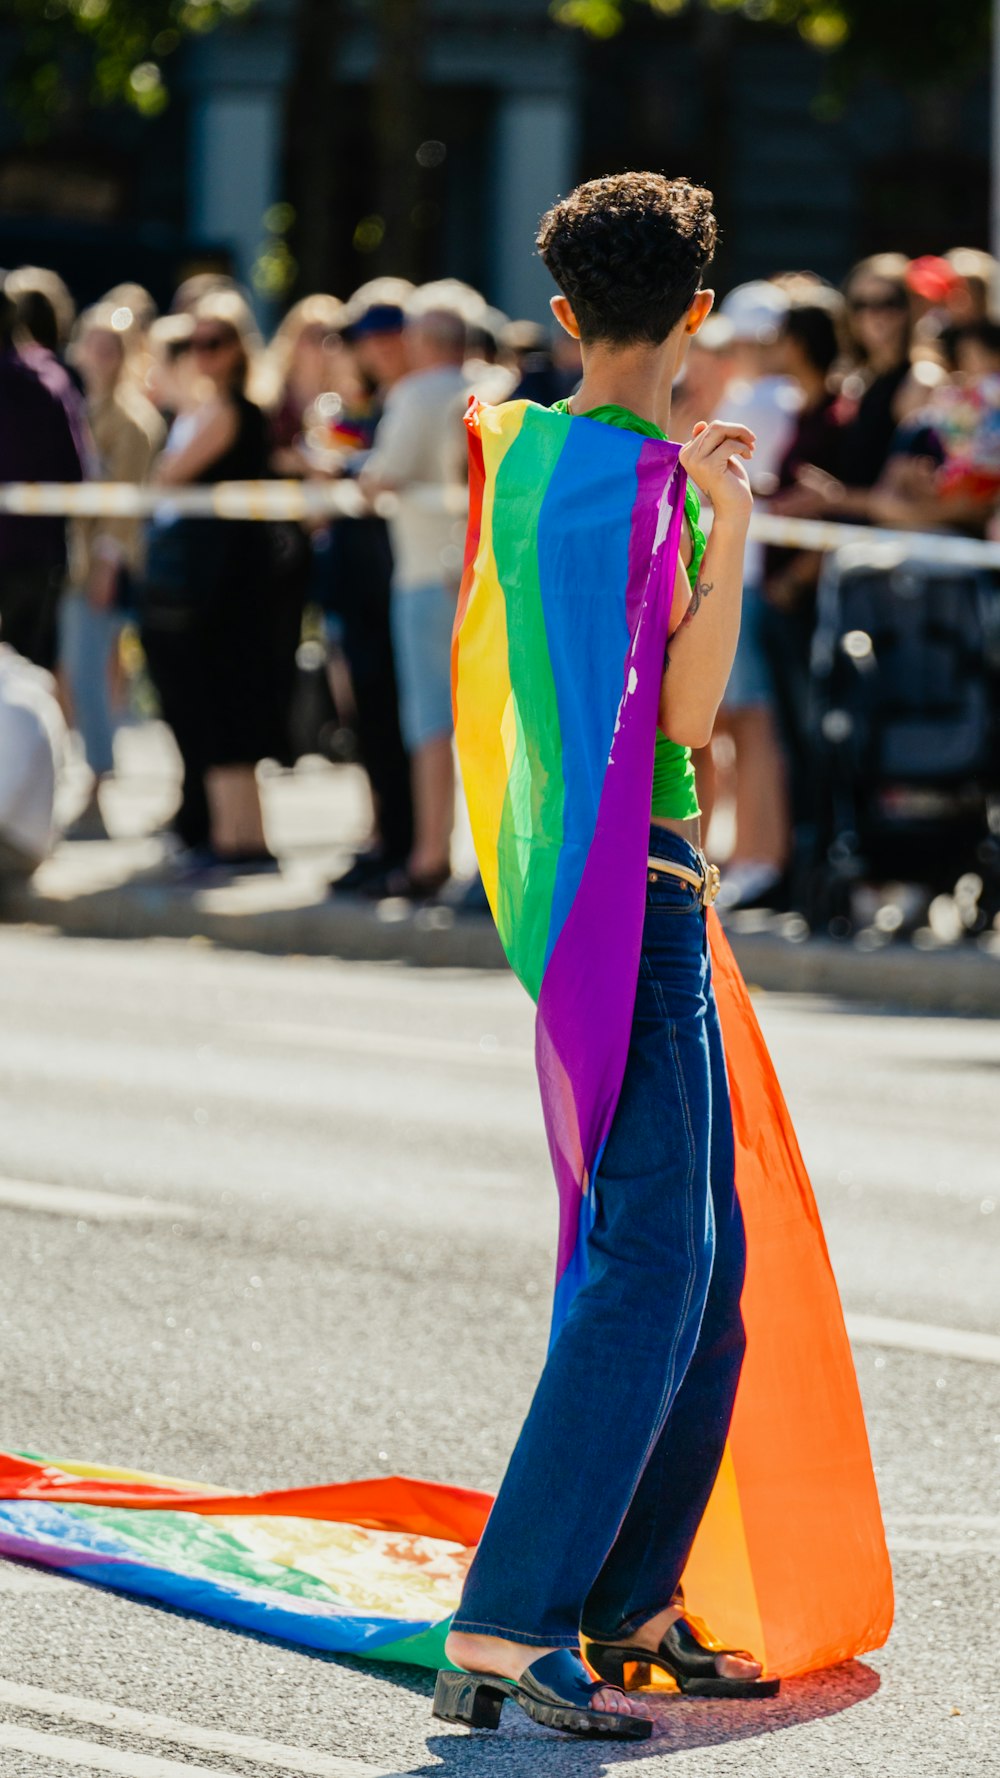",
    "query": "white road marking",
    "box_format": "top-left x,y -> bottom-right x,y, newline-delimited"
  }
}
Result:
0,1681 -> 387,1776
0,1726 -> 232,1776
884,1513 -> 1000,1528
888,1536 -> 1000,1555
0,1178 -> 195,1223
845,1312 -> 1000,1365
884,1511 -> 1000,1557
228,1019 -> 534,1069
